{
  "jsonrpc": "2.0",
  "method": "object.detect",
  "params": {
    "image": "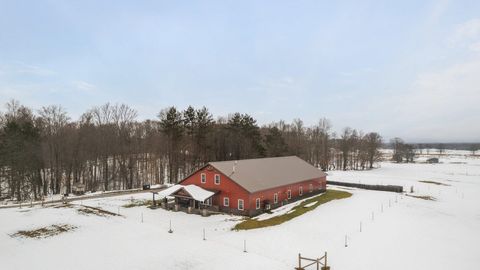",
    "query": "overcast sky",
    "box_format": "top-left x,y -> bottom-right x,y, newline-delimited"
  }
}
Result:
0,0 -> 479,142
